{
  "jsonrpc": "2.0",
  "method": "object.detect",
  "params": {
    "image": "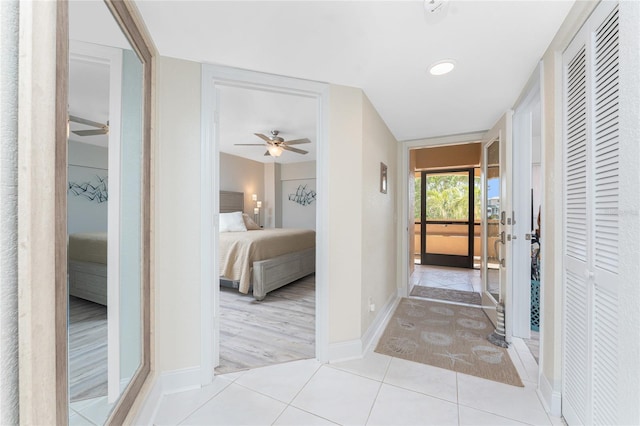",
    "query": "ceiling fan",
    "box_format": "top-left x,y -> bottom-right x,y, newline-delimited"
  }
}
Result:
235,130 -> 310,157
69,115 -> 109,137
